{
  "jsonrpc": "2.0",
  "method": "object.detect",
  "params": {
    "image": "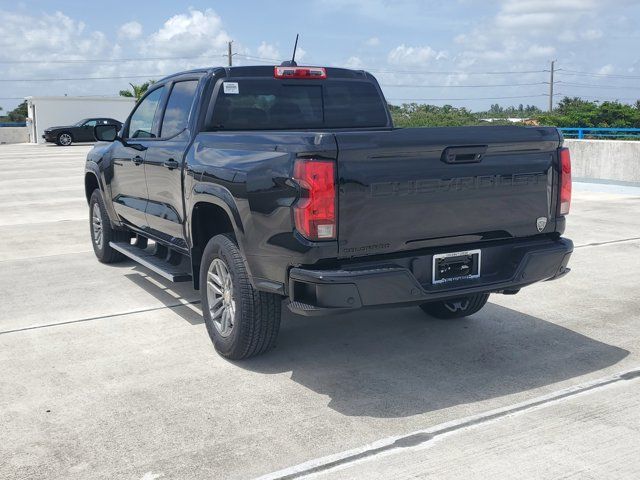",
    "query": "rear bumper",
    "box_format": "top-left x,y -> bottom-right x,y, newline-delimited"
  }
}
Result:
287,236 -> 573,316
